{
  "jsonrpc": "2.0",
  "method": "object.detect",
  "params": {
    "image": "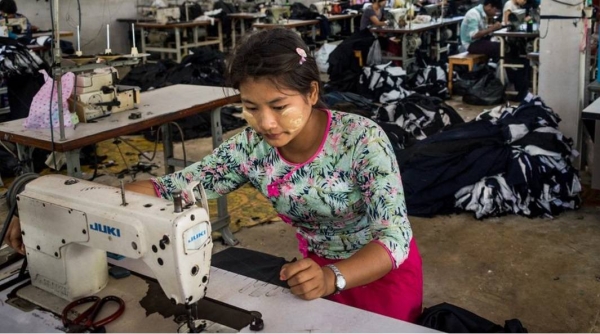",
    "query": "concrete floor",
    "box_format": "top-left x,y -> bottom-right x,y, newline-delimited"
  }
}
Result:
1,97 -> 599,332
